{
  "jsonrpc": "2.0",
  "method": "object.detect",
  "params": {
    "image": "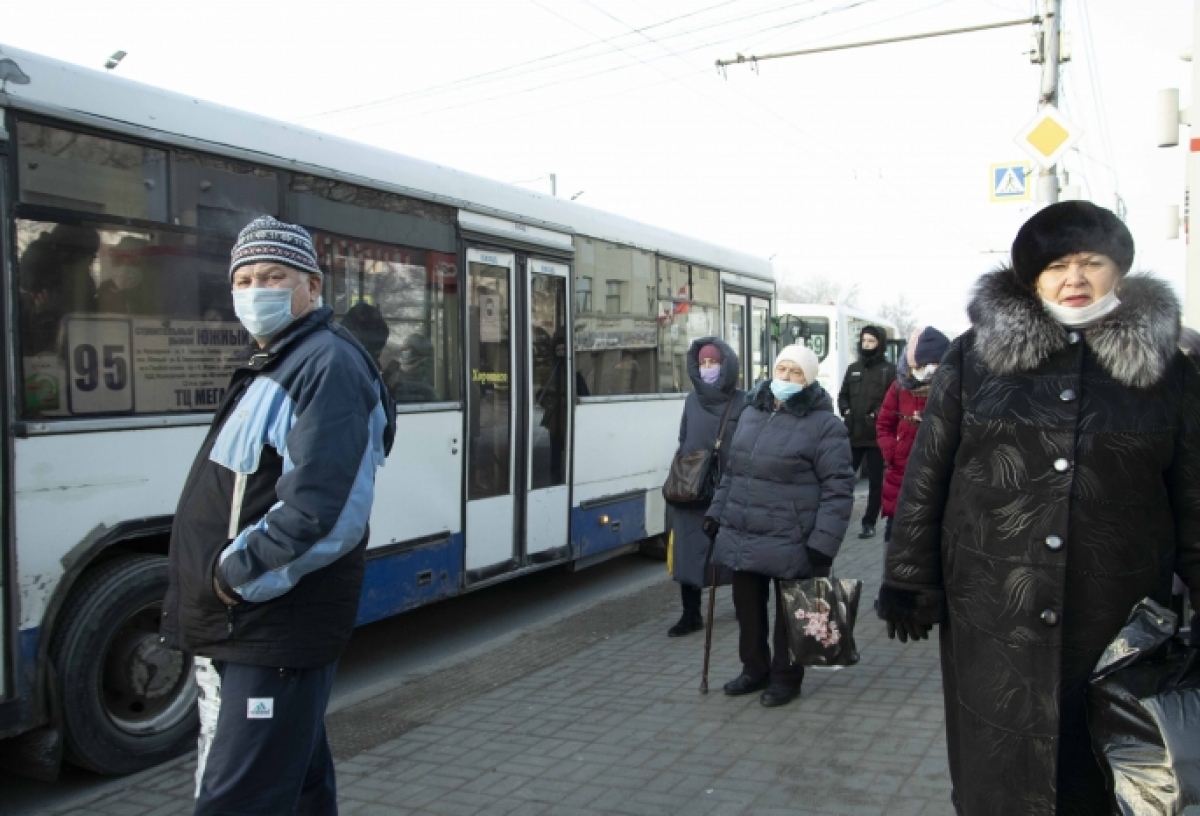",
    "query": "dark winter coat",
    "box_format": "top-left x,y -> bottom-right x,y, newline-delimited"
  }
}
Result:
162,307 -> 397,668
879,270 -> 1200,816
876,380 -> 928,518
670,337 -> 744,588
838,352 -> 895,447
709,381 -> 855,578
